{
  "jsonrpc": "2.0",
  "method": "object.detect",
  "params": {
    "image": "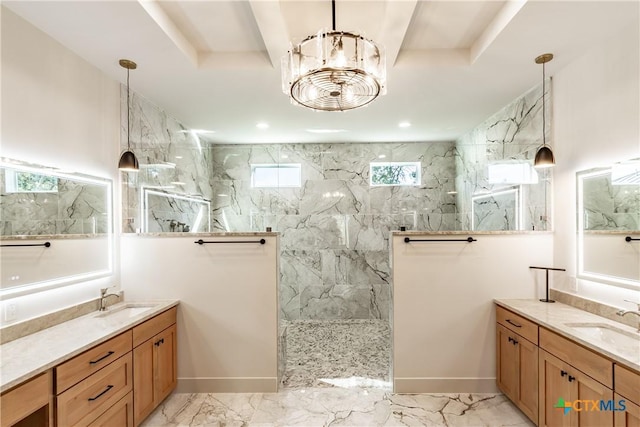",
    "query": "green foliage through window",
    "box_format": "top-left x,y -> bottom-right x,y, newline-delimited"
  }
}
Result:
370,162 -> 420,186
6,171 -> 58,193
